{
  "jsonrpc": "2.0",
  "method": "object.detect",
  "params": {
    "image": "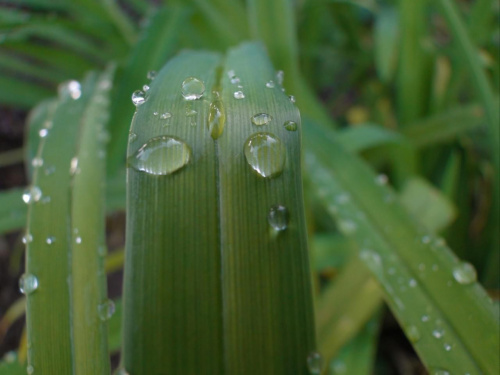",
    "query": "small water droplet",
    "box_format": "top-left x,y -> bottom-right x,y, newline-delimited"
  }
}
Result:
129,136 -> 191,176
422,235 -> 431,244
208,94 -> 225,139
70,157 -> 79,175
98,299 -> 115,321
181,77 -> 205,100
44,166 -> 55,176
338,220 -> 357,234
27,364 -> 34,374
75,236 -> 82,244
452,261 -> 477,284
128,132 -> 137,143
147,70 -> 157,80
39,129 -> 48,138
359,249 -> 382,267
59,80 -> 81,100
31,157 -> 43,168
421,315 -> 430,322
408,278 -> 417,287
432,329 -> 444,339
22,233 -> 33,244
46,236 -> 55,245
268,205 -> 289,231
251,113 -> 272,126
230,76 -> 240,84
406,325 -> 421,343
443,343 -> 452,351
276,70 -> 284,85
288,95 -> 296,103
132,90 -> 146,106
19,274 -> 38,295
22,186 -> 42,204
142,84 -> 150,92
284,120 -> 297,131
244,133 -> 286,178
375,174 -> 388,185
233,91 -> 245,99
266,80 -> 275,88
227,70 -> 235,78
153,111 -> 159,116
161,112 -> 172,119
306,351 -> 322,374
